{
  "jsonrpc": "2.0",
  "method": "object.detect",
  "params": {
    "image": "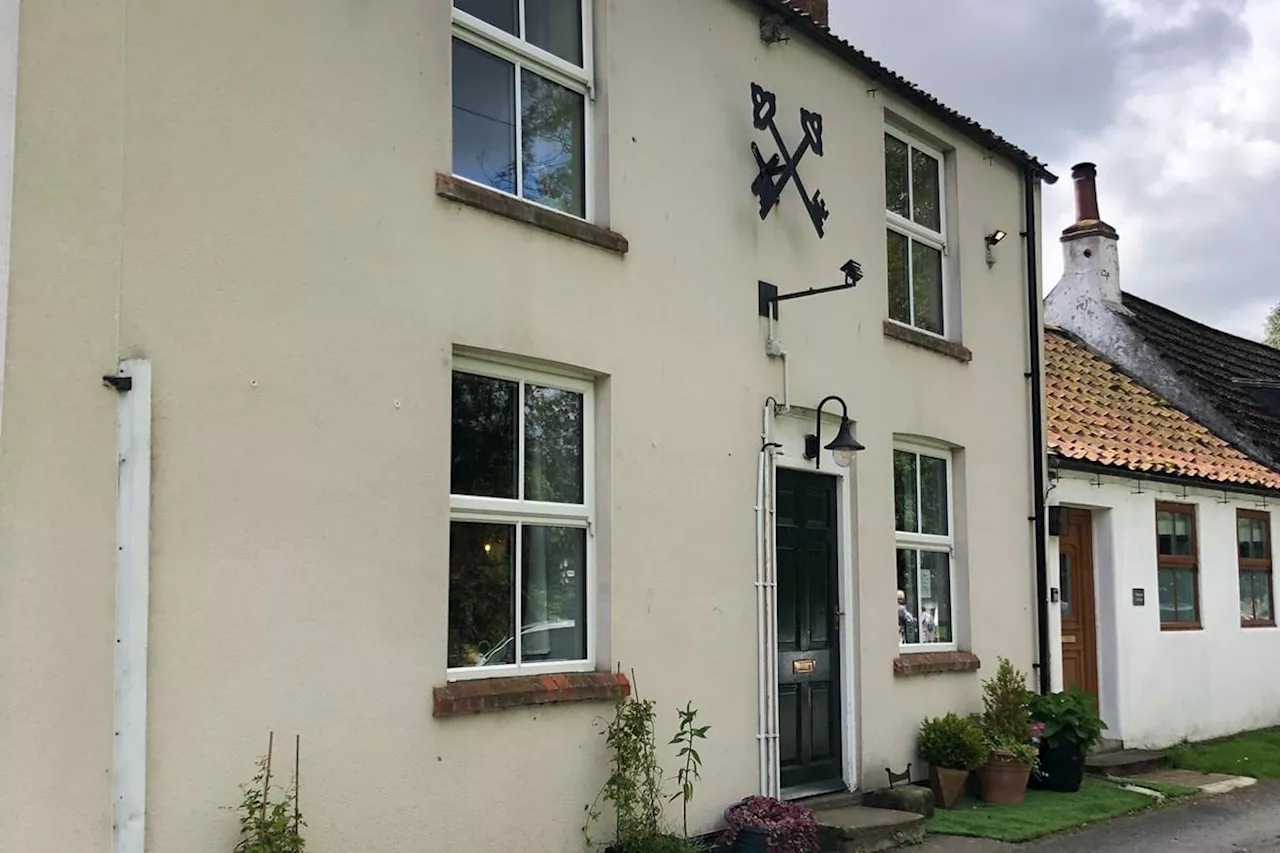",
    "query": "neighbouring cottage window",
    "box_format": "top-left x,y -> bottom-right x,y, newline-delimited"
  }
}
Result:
894,445 -> 954,649
448,358 -> 594,677
885,129 -> 947,336
1156,502 -> 1200,629
1238,510 -> 1273,627
451,0 -> 591,218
